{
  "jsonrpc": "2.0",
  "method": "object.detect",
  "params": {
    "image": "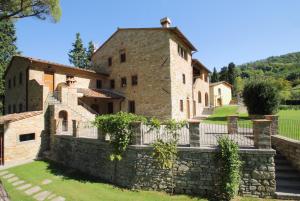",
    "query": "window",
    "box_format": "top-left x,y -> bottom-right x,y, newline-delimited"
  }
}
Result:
19,72 -> 23,85
108,57 -> 112,66
198,91 -> 202,103
128,101 -> 135,113
19,133 -> 35,142
8,105 -> 11,114
120,50 -> 126,63
13,104 -> 16,113
121,77 -> 127,87
182,74 -> 186,84
8,79 -> 11,89
218,88 -> 221,95
204,74 -> 208,82
178,44 -> 187,60
131,75 -> 138,86
108,102 -> 113,114
13,76 -> 16,87
180,100 -> 183,112
19,103 -> 23,112
110,79 -> 115,89
96,80 -> 102,89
